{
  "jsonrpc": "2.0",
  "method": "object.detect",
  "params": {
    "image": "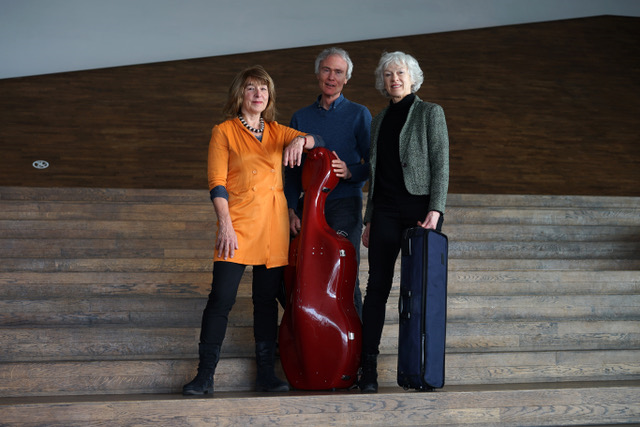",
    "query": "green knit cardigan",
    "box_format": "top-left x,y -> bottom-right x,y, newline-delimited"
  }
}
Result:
364,95 -> 450,224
